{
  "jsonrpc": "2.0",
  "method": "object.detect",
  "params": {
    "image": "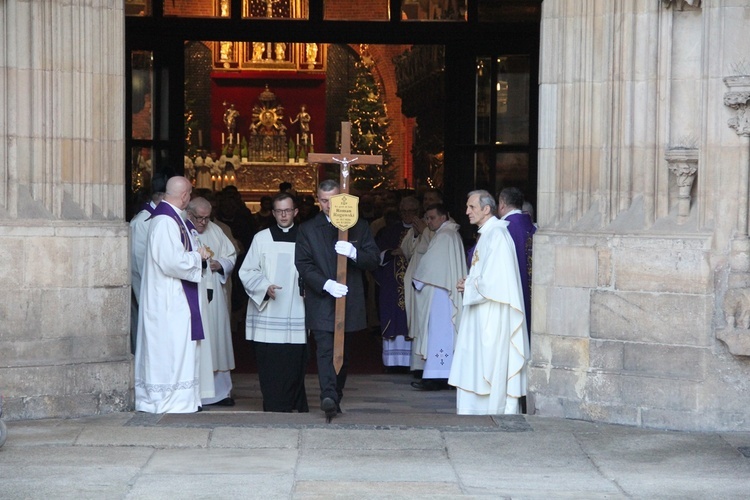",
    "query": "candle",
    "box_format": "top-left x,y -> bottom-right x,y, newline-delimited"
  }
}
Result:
221,133 -> 225,144
198,130 -> 203,147
296,134 -> 299,145
310,133 -> 314,145
237,133 -> 240,144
